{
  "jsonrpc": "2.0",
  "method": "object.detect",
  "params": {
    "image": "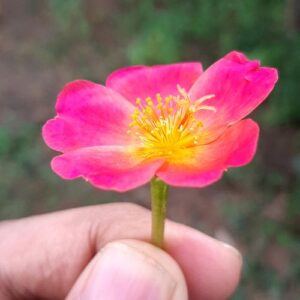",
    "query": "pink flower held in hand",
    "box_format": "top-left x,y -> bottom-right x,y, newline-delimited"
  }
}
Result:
42,51 -> 278,192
